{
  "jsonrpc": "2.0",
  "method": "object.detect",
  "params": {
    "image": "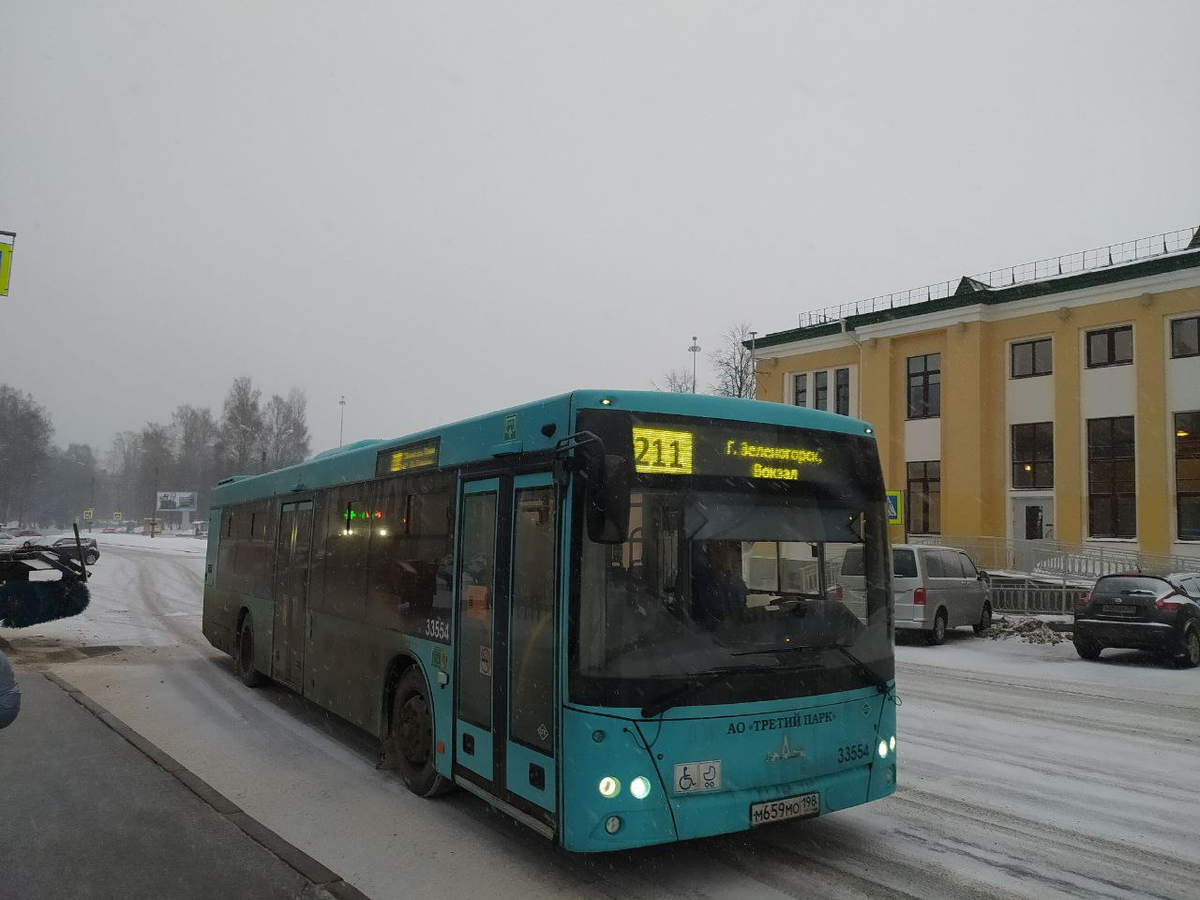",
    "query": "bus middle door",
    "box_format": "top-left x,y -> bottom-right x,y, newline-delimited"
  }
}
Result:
454,473 -> 558,834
